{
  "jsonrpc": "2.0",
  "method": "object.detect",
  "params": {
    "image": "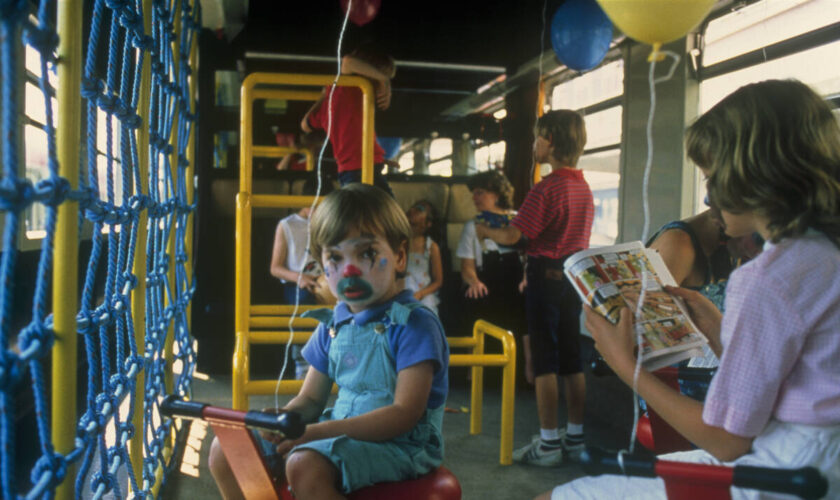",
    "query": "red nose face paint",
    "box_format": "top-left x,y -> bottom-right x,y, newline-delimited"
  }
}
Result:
343,264 -> 362,277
